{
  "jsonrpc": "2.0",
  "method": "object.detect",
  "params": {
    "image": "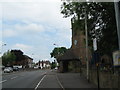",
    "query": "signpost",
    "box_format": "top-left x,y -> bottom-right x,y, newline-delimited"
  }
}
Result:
93,38 -> 100,90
